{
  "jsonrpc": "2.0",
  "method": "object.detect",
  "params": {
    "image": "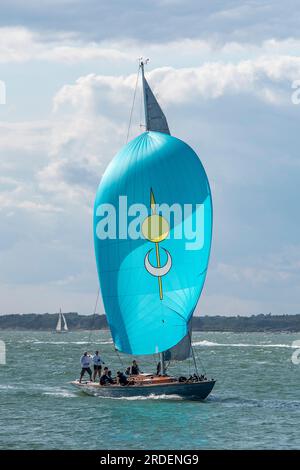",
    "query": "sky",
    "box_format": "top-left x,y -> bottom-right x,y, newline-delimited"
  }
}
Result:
0,0 -> 300,315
